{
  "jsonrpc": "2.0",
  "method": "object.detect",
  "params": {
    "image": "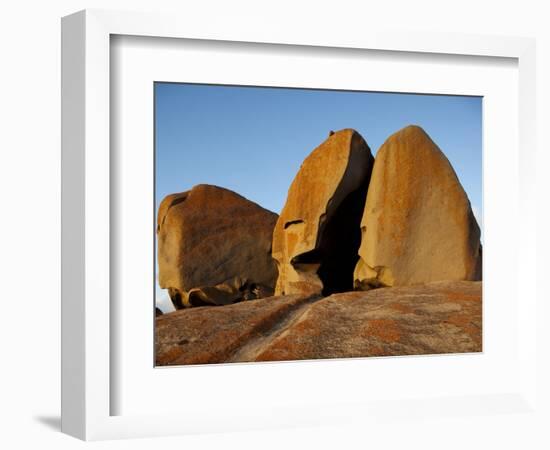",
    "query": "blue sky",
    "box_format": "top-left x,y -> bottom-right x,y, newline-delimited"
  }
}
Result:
155,82 -> 482,310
